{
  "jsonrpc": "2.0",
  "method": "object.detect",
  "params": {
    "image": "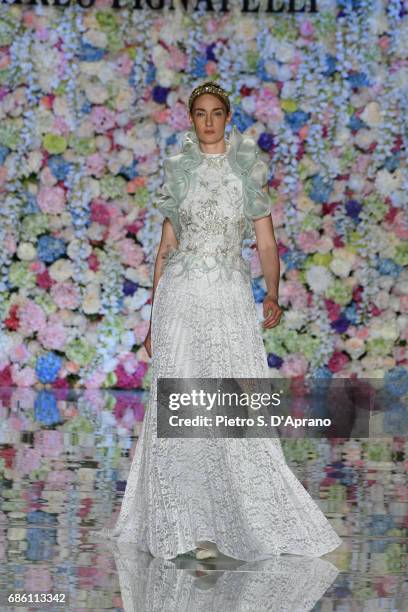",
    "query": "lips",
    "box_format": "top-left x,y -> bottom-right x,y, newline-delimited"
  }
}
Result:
205,130 -> 215,134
